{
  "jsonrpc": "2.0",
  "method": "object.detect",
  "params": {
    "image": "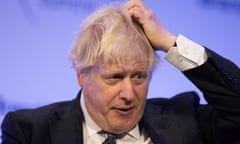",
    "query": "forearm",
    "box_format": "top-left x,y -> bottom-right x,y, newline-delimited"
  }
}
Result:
184,48 -> 240,113
165,34 -> 240,112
